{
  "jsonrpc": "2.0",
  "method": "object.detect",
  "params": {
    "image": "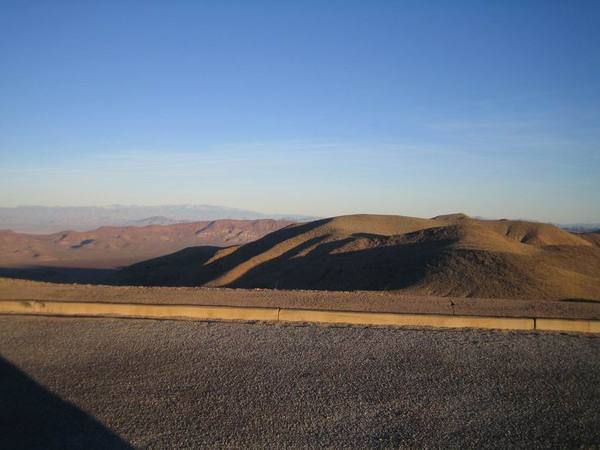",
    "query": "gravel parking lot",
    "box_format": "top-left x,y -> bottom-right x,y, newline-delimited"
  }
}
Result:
1,316 -> 599,449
